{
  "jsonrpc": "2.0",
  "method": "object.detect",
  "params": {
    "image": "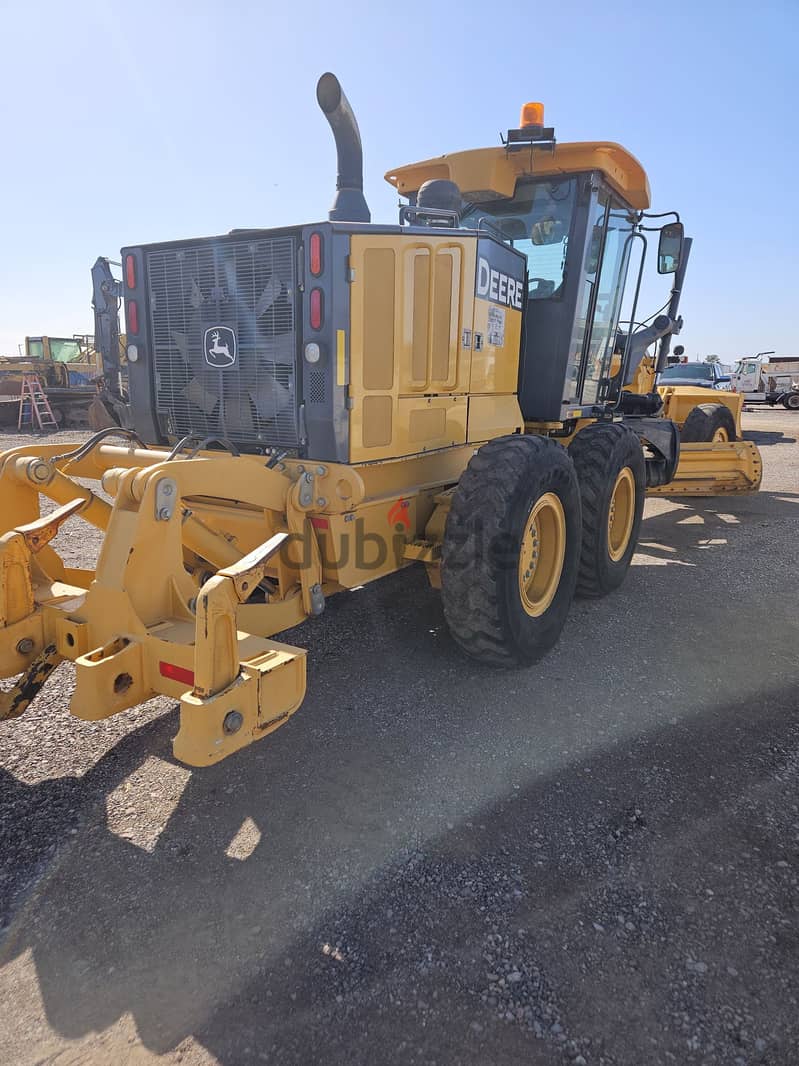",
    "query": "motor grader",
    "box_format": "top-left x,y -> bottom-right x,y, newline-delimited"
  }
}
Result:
0,74 -> 761,766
